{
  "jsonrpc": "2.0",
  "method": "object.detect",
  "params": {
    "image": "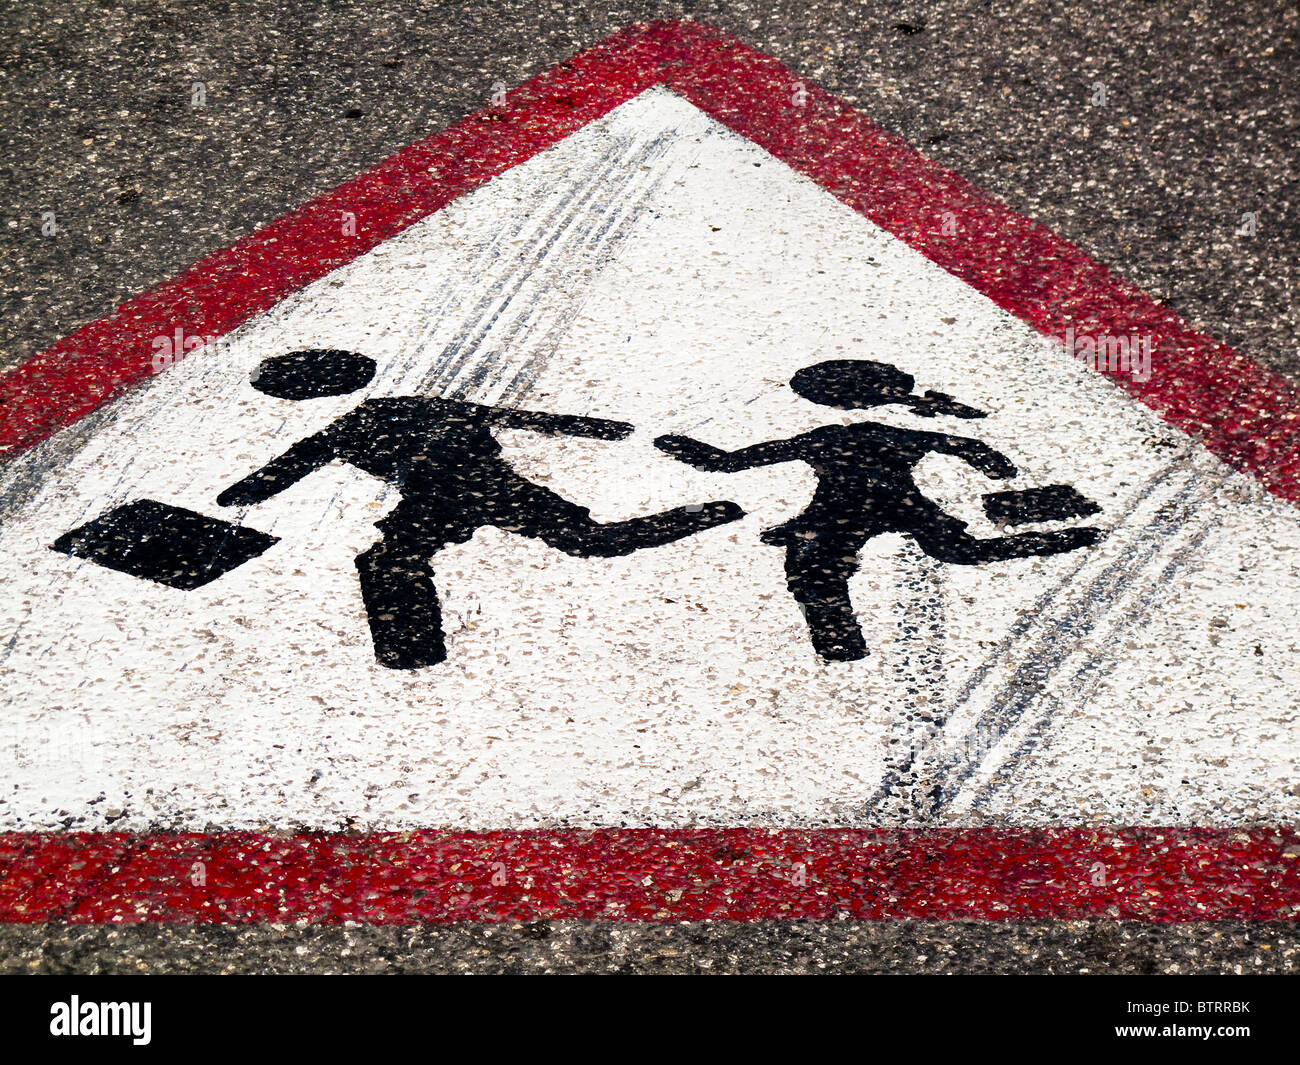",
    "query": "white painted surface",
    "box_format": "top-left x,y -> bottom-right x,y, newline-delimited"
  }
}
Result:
2,88 -> 1298,831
